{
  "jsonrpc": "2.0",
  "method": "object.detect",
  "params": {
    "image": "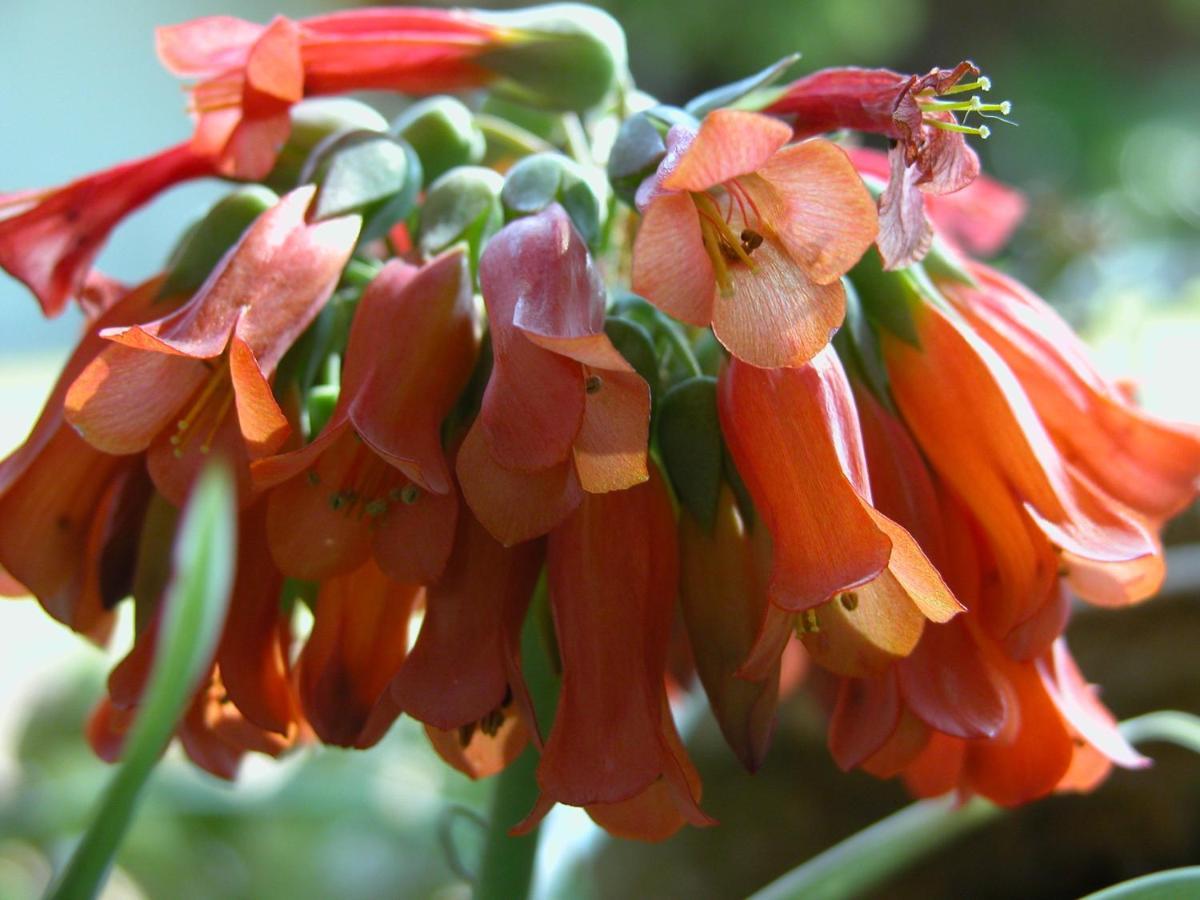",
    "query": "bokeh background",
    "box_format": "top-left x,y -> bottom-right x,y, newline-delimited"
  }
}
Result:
1,0 -> 1199,897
